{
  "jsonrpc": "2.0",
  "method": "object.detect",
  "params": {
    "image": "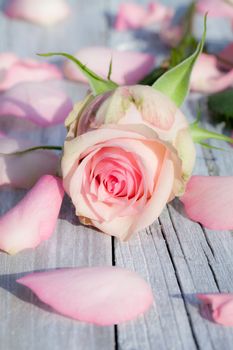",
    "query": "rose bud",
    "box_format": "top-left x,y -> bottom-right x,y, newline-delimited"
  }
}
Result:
65,85 -> 196,183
